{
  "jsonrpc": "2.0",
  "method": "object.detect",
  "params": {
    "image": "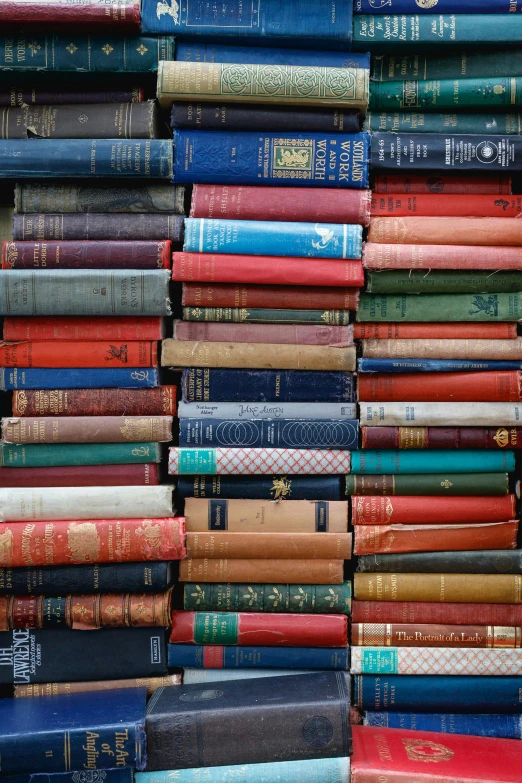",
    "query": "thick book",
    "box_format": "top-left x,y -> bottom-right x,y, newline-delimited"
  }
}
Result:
14,674 -> 181,698
372,50 -> 522,81
346,473 -> 510,496
2,415 -> 173,444
368,216 -> 522,247
170,611 -> 348,647
181,309 -> 352,326
361,426 -> 522,450
361,339 -> 522,359
351,495 -> 516,525
3,316 -> 165,341
179,559 -> 345,585
0,139 -> 172,178
177,402 -> 357,420
363,242 -> 522,270
365,111 -> 522,135
351,601 -> 522,625
12,387 -> 175,416
353,624 -> 521,648
353,521 -> 518,555
364,711 -> 522,739
366,270 -> 522,293
183,218 -> 363,260
186,532 -> 352,560
354,573 -> 522,603
177,475 -> 345,501
359,359 -> 522,372
359,0 -> 520,10
169,447 -> 351,477
2,240 -> 171,269
0,463 -> 160,487
179,418 -> 359,449
12,213 -> 184,240
184,497 -> 348,532
137,758 -> 350,783
144,672 -> 352,770
0,518 -> 186,566
175,42 -> 369,68
351,647 -> 522,676
190,185 -> 371,225
369,78 -> 522,111
173,129 -> 370,189
356,551 -> 522,574
14,183 -> 185,214
0,627 -> 167,683
359,402 -> 522,427
350,450 -> 515,473
0,688 -> 146,774
183,581 -> 351,614
0,0 -> 141,26
181,368 -> 356,403
354,324 -> 517,339
1,86 -> 144,106
0,442 -> 162,467
372,172 -> 512,194
0,341 -> 158,368
370,194 -> 522,219
357,372 -> 522,402
0,367 -> 160,390
357,293 -> 522,322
